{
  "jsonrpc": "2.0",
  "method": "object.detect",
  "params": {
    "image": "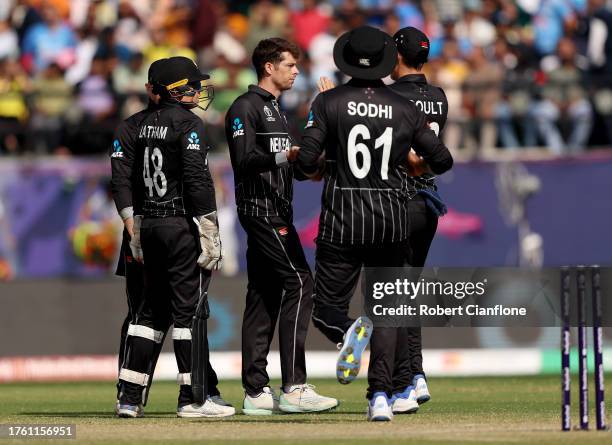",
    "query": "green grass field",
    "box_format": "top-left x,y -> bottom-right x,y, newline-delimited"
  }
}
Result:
1,376 -> 610,444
